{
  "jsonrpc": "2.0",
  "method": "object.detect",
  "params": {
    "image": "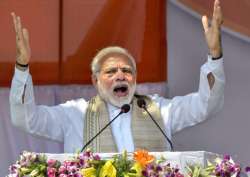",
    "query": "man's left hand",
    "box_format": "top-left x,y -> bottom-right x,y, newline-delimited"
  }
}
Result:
202,0 -> 223,58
